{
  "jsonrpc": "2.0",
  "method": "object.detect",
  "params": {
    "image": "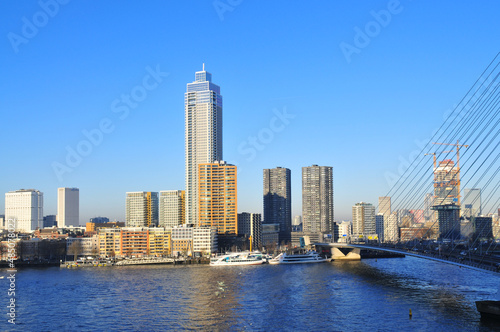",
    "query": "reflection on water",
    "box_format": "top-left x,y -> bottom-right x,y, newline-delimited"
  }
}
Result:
0,257 -> 498,331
